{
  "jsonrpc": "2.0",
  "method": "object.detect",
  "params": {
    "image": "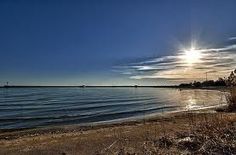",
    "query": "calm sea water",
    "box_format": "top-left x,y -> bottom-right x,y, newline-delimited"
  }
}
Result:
0,88 -> 226,129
